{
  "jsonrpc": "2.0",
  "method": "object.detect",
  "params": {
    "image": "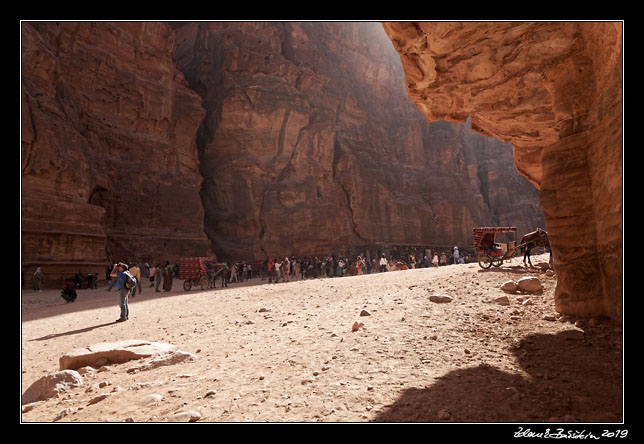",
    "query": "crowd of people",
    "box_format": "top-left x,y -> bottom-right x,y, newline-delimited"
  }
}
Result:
24,246 -> 473,294
24,246 -> 474,320
206,246 -> 473,286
